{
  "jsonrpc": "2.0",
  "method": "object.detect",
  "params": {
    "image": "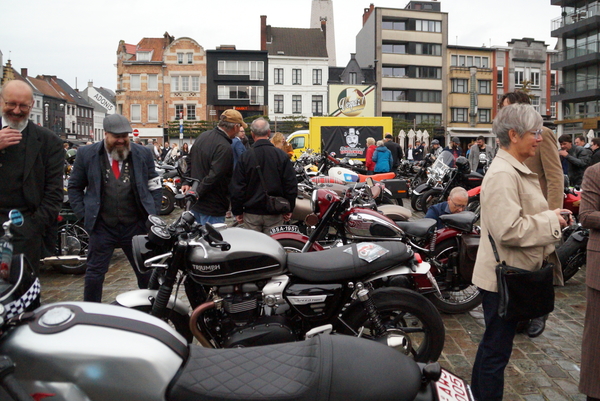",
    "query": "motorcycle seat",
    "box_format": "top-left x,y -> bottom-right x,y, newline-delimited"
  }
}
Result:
394,218 -> 437,238
286,241 -> 414,282
440,211 -> 478,232
167,334 -> 422,401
